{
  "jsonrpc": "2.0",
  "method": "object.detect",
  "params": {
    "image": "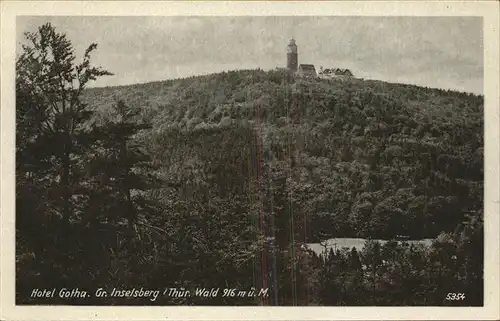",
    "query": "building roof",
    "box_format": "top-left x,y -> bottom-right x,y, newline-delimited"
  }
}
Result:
299,64 -> 316,71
